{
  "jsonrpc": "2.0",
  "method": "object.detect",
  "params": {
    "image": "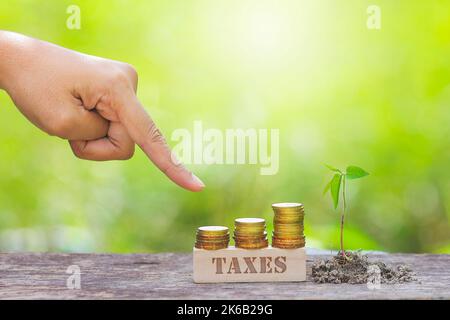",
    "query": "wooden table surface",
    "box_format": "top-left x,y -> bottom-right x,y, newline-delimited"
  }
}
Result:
0,252 -> 448,299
